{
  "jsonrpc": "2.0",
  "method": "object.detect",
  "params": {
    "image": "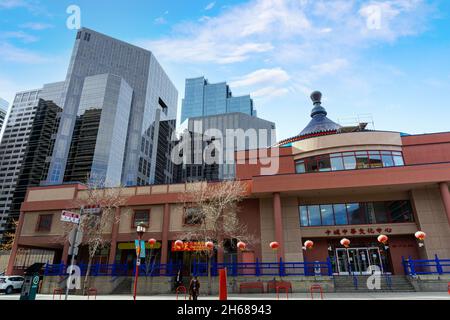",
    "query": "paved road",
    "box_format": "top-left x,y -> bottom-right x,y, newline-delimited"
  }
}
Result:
1,292 -> 449,300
